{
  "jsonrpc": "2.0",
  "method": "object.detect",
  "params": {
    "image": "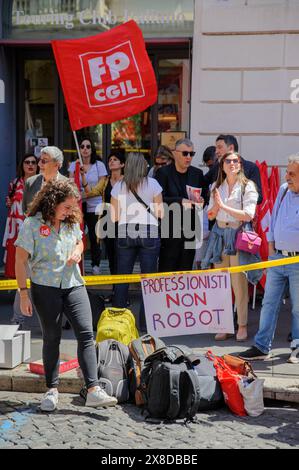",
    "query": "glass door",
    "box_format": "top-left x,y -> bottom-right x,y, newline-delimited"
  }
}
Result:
158,58 -> 190,150
24,59 -> 55,155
